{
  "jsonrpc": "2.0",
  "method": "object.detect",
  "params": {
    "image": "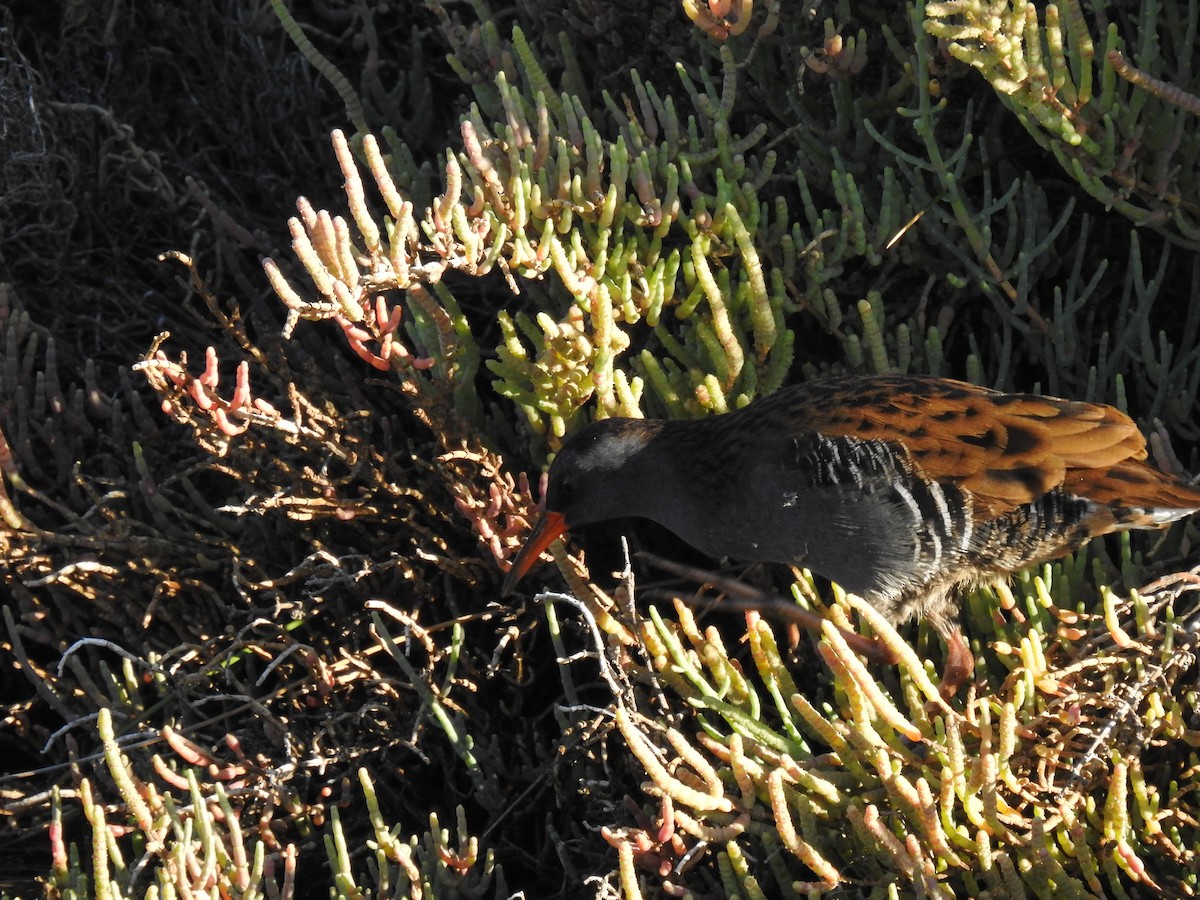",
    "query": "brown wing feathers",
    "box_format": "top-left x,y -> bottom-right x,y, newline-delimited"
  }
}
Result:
790,377 -> 1196,517
945,396 -> 1148,513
